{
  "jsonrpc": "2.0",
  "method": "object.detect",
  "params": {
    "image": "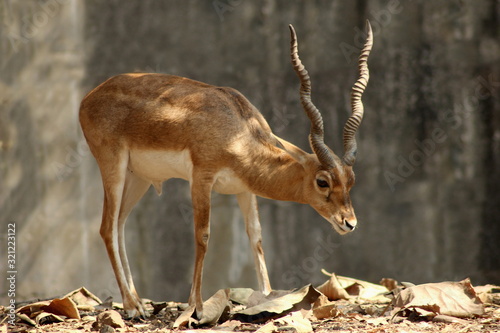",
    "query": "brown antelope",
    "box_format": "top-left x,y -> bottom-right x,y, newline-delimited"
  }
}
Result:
79,22 -> 373,318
